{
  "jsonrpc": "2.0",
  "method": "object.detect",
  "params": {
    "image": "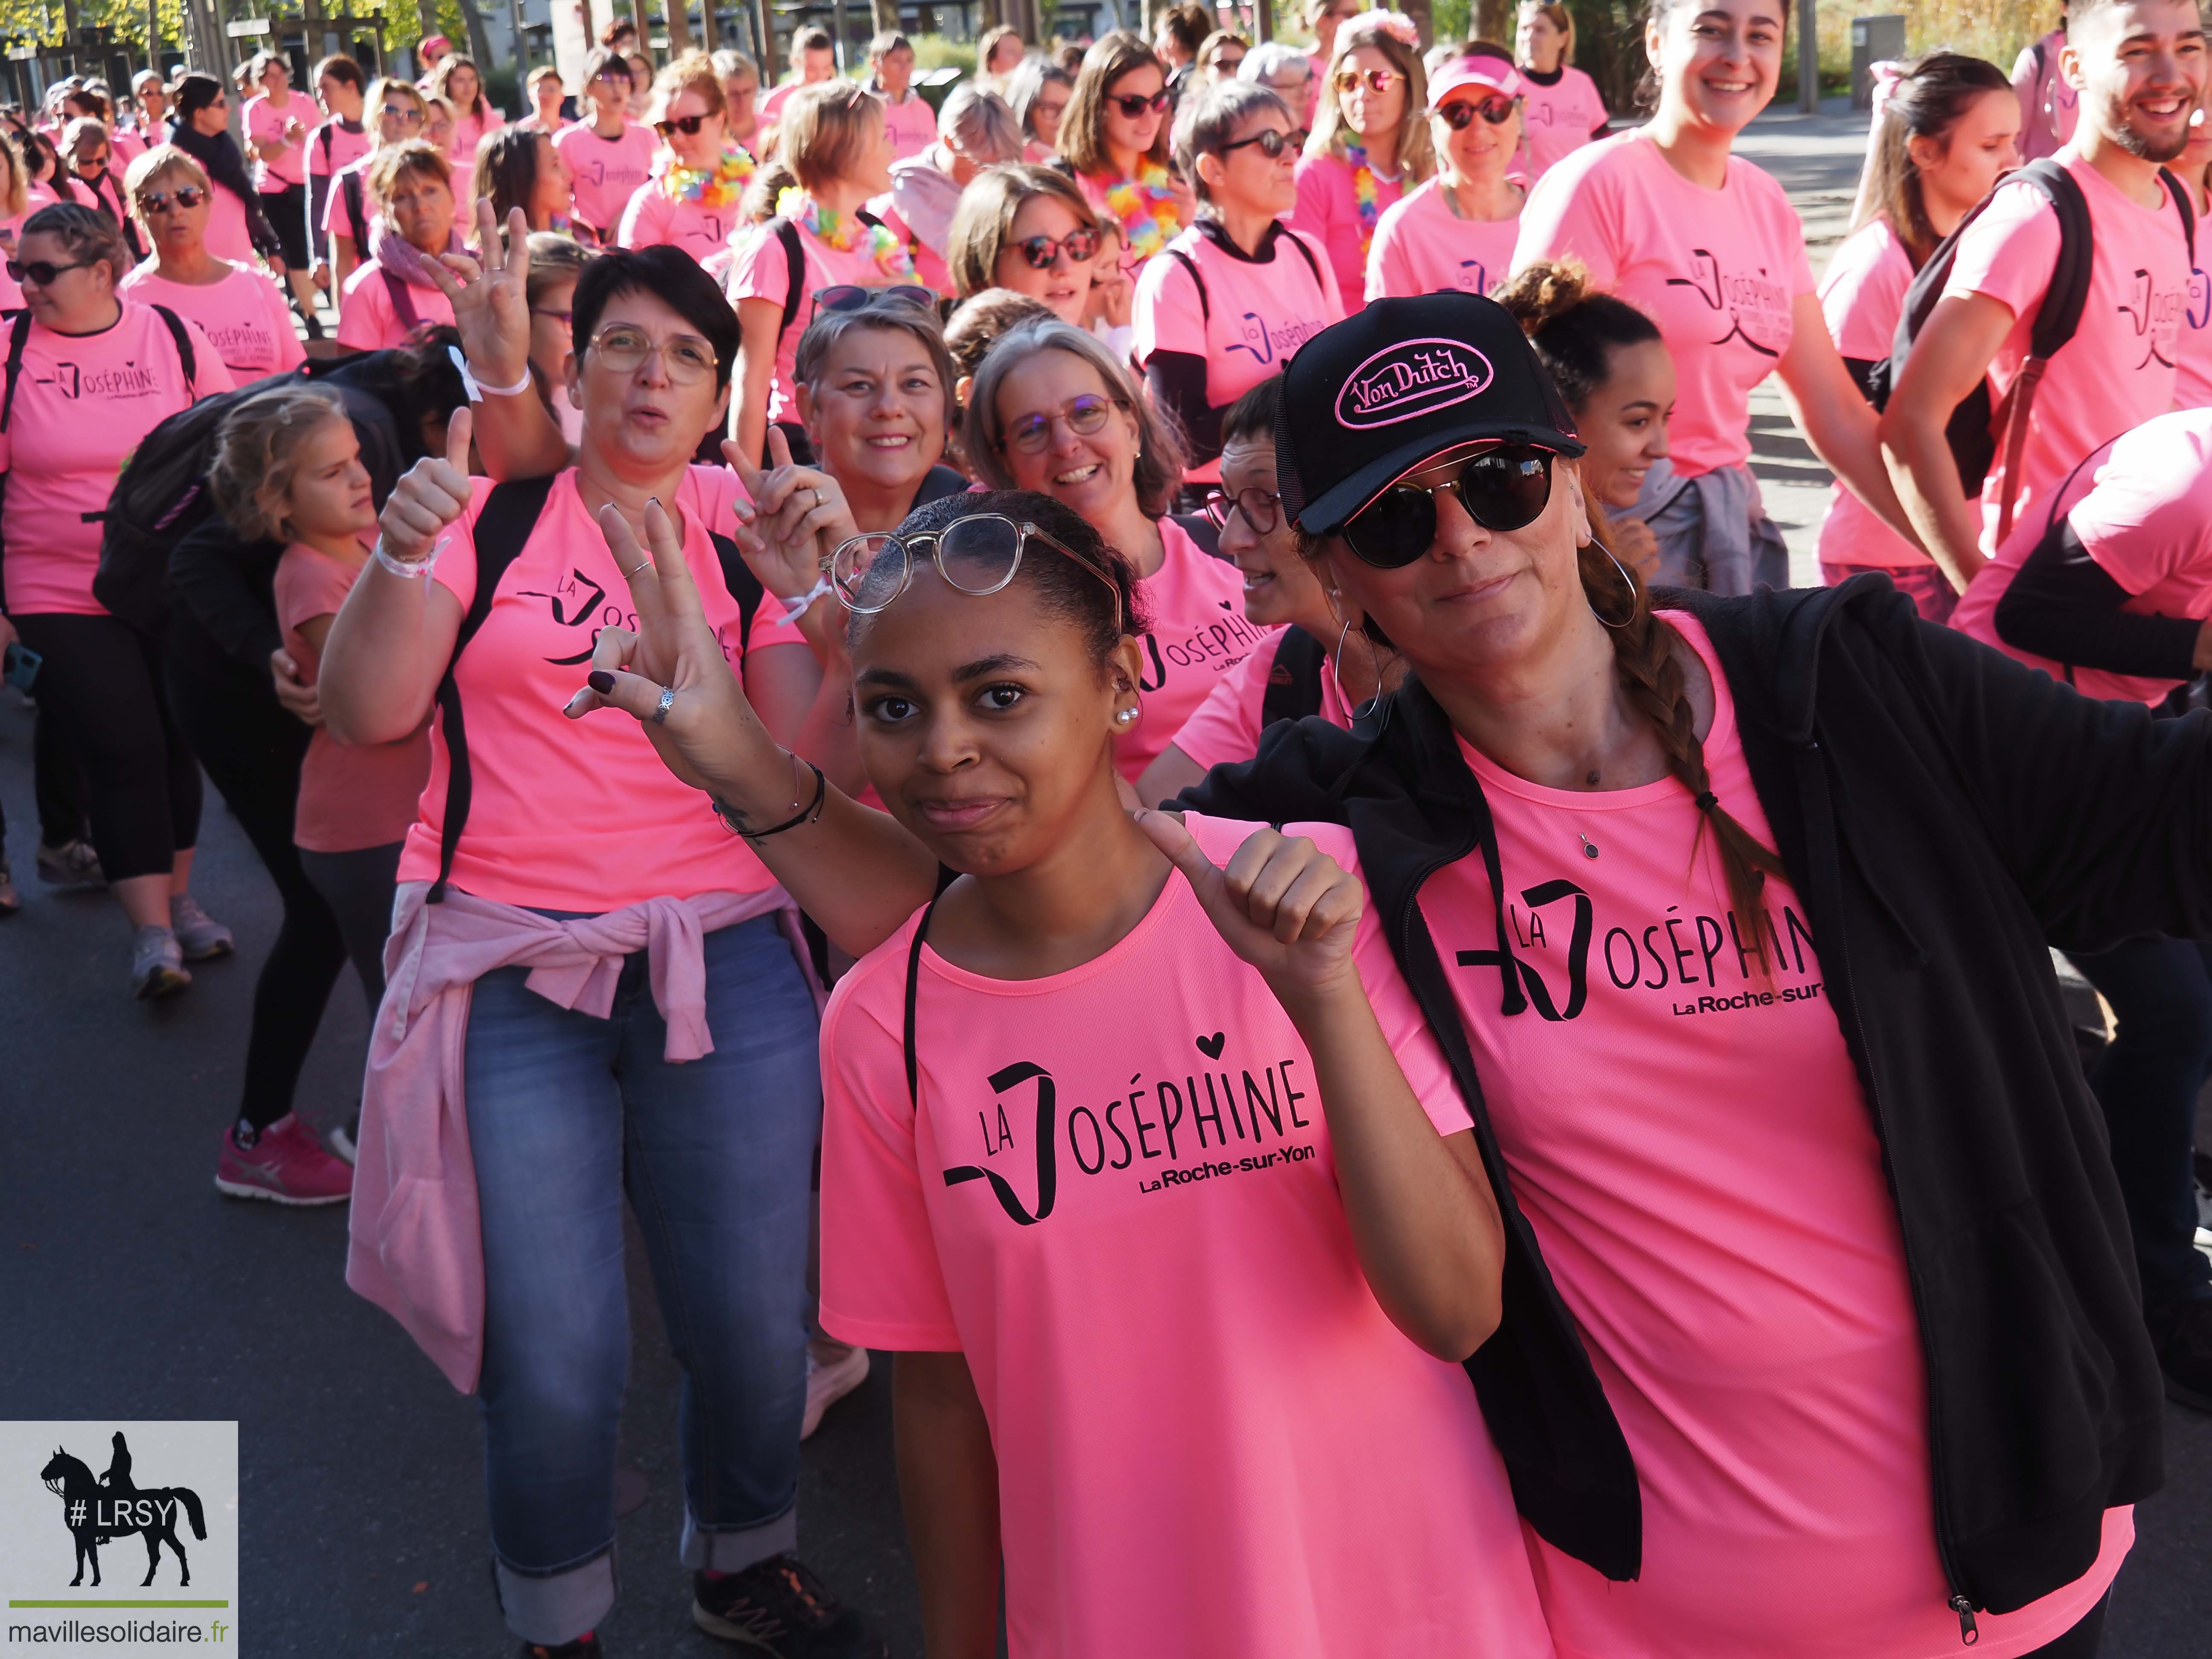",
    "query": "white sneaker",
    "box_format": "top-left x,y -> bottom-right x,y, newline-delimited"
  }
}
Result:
802,1343 -> 870,1439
